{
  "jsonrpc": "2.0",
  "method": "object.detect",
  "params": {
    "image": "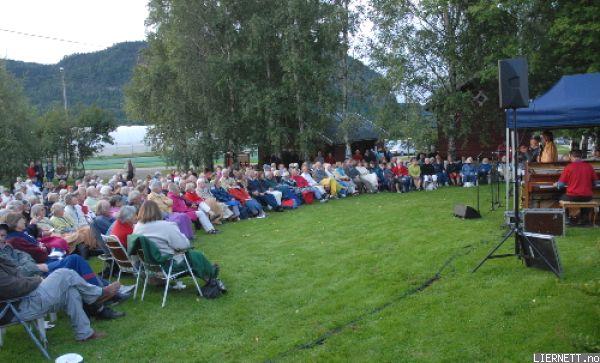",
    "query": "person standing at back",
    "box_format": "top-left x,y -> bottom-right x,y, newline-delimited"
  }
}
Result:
539,131 -> 558,163
125,160 -> 135,182
45,159 -> 55,182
